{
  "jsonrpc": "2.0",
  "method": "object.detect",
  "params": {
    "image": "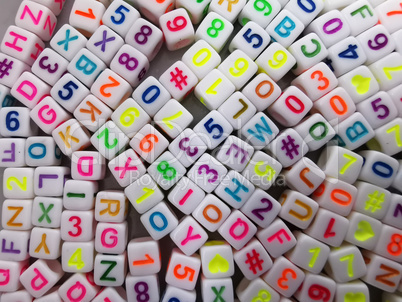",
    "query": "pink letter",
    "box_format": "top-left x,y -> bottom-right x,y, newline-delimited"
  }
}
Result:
77,156 -> 93,177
